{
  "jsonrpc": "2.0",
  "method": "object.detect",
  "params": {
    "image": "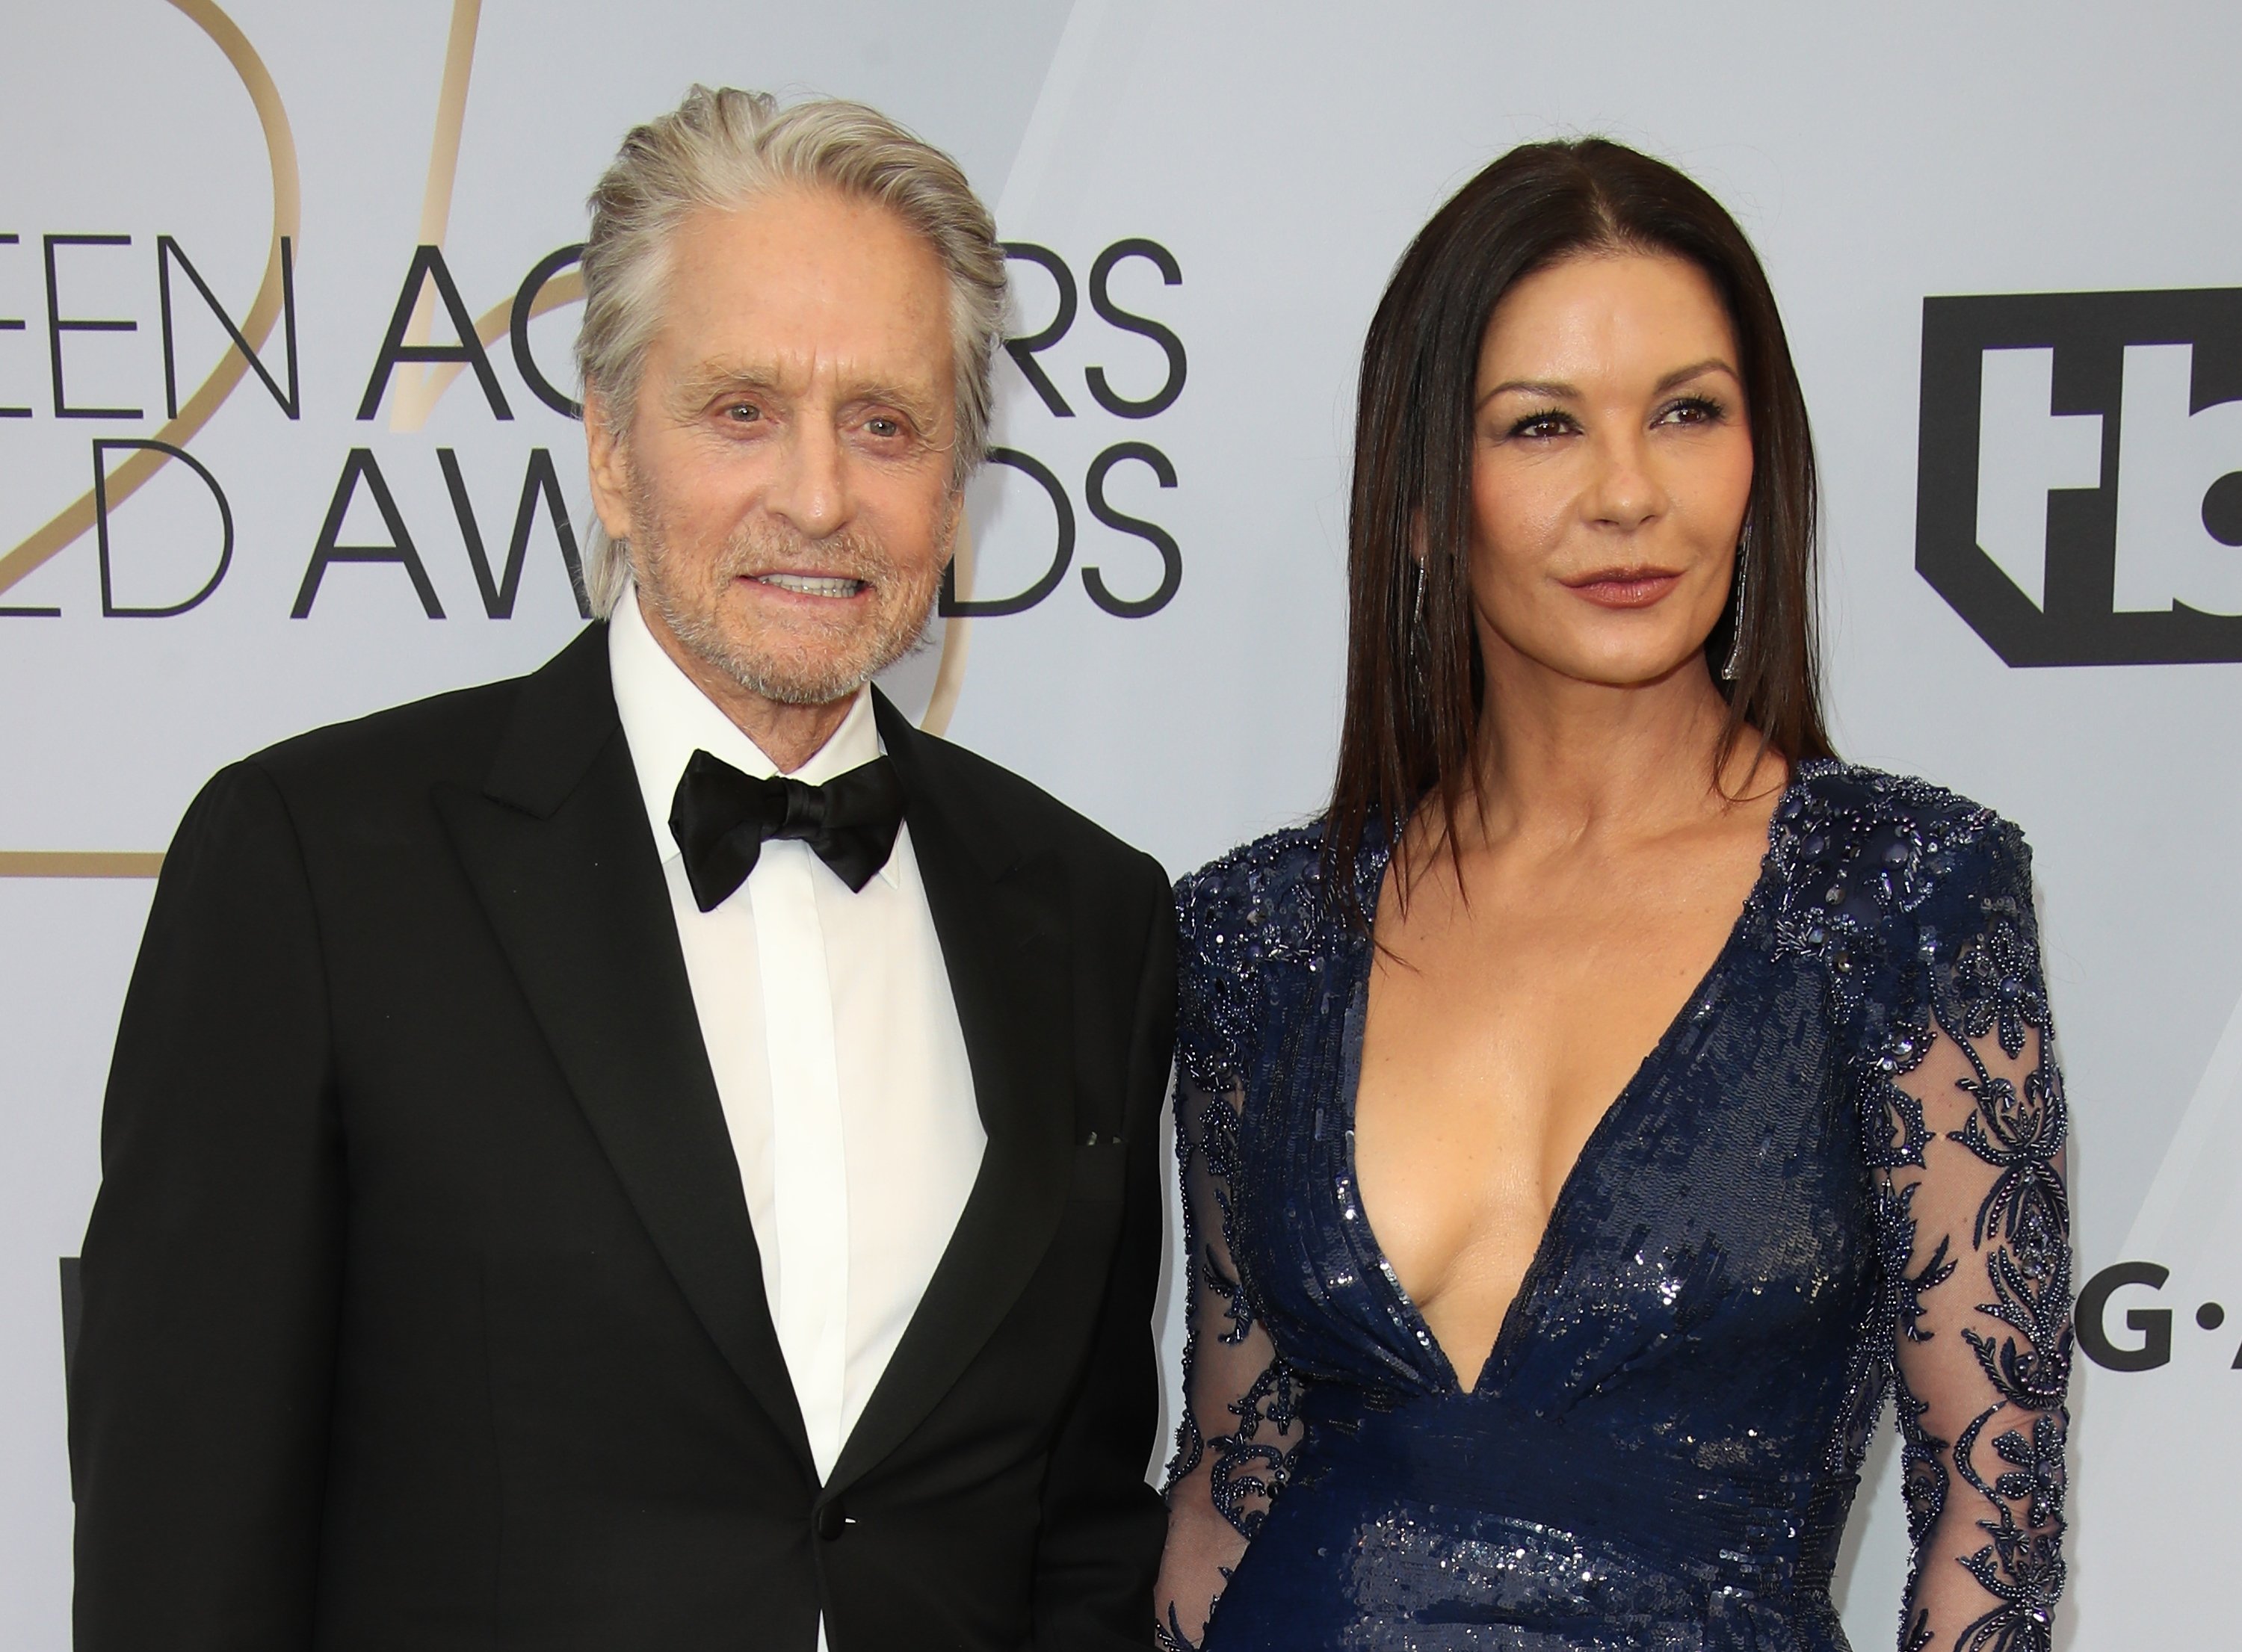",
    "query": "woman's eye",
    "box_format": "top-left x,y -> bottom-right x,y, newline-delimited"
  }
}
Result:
1507,410 -> 1572,440
1659,395 -> 1724,427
